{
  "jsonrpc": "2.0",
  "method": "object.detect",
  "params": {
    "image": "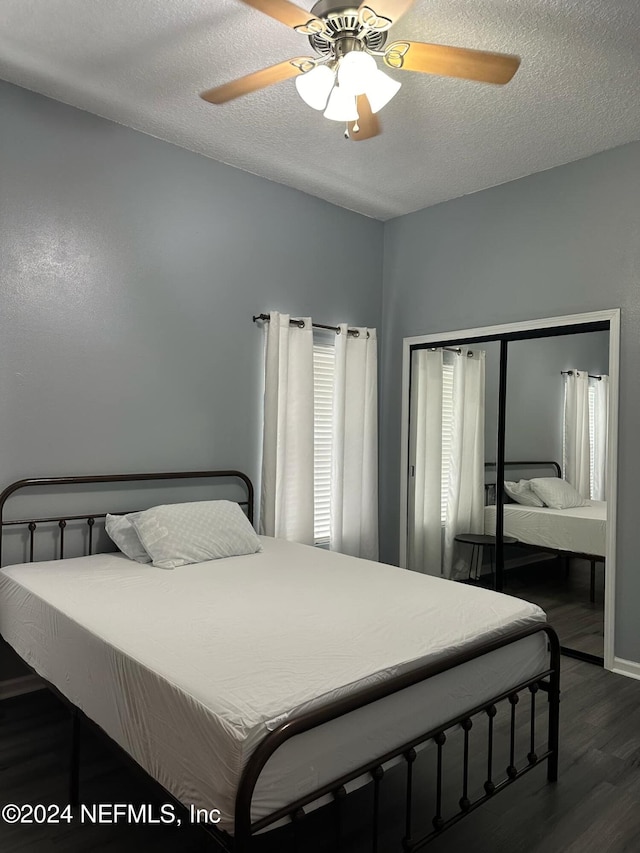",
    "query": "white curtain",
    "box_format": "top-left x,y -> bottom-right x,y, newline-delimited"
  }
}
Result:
331,326 -> 378,559
563,370 -> 590,498
443,349 -> 486,579
590,374 -> 609,501
408,349 -> 443,574
260,312 -> 314,543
